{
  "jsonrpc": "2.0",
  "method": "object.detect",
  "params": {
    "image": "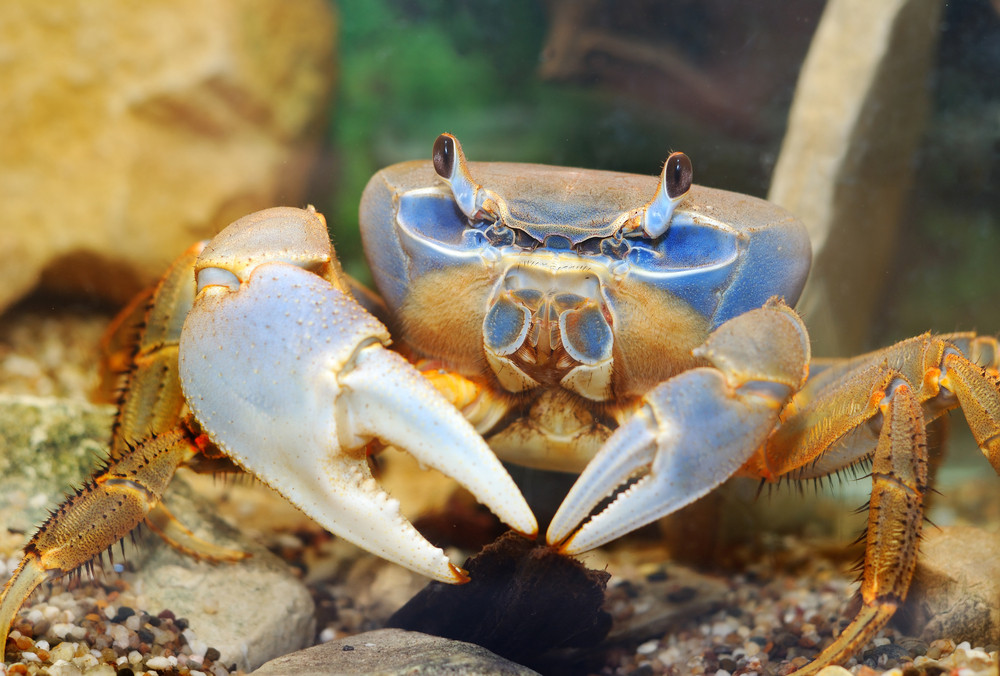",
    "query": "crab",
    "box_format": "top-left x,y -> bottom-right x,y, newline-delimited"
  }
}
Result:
2,133 -> 1000,674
